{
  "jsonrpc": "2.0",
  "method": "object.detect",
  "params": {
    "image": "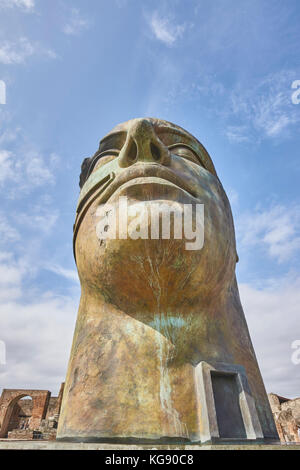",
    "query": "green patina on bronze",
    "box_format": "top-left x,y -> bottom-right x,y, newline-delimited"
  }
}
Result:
57,118 -> 278,444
